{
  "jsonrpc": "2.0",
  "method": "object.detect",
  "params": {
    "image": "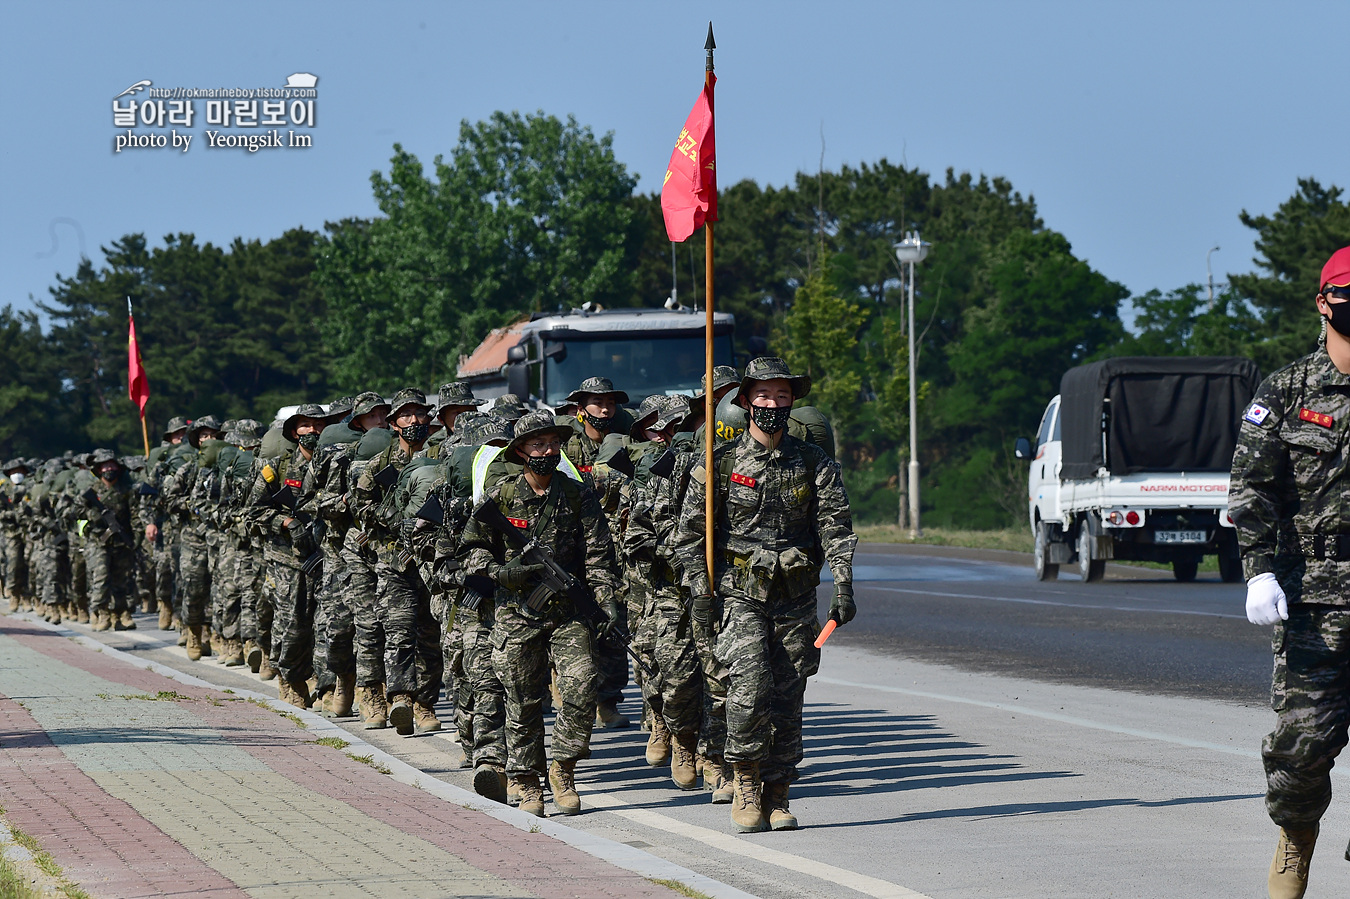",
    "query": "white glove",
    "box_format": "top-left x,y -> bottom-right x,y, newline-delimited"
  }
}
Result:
1245,572 -> 1288,625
